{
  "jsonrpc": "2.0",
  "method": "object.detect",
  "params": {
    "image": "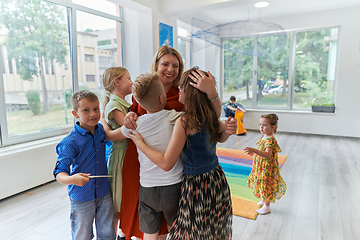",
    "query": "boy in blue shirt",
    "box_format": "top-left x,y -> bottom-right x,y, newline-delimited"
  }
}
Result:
224,95 -> 246,118
54,90 -> 116,240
